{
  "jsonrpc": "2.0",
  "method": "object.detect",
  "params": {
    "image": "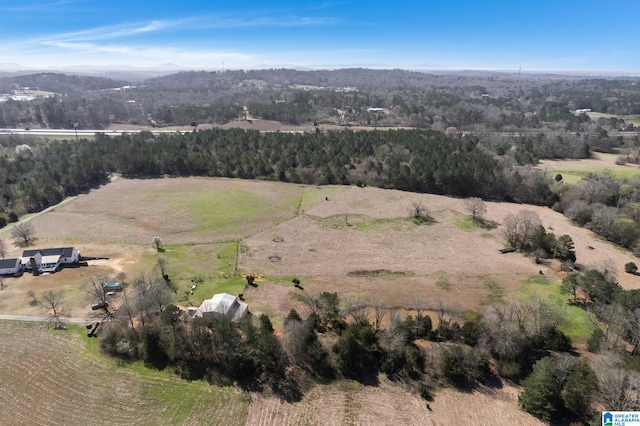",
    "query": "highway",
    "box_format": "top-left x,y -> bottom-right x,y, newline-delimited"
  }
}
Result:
0,128 -> 187,136
1,127 -> 637,138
